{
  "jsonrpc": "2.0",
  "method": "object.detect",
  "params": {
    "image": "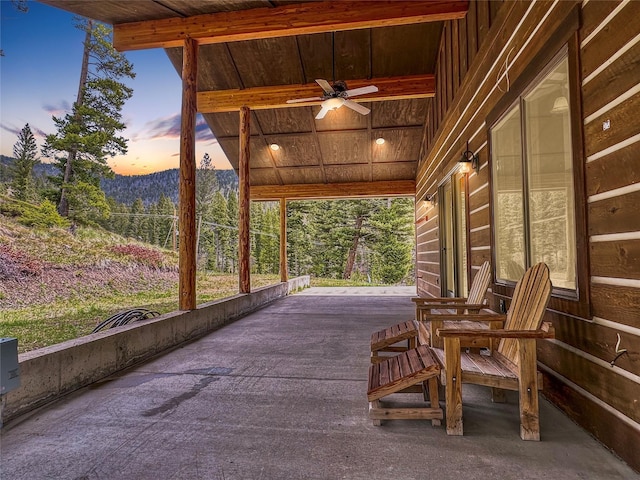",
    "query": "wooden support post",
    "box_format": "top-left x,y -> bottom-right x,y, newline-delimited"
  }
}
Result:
518,338 -> 540,440
444,336 -> 463,435
239,106 -> 251,293
280,198 -> 288,283
179,37 -> 198,310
